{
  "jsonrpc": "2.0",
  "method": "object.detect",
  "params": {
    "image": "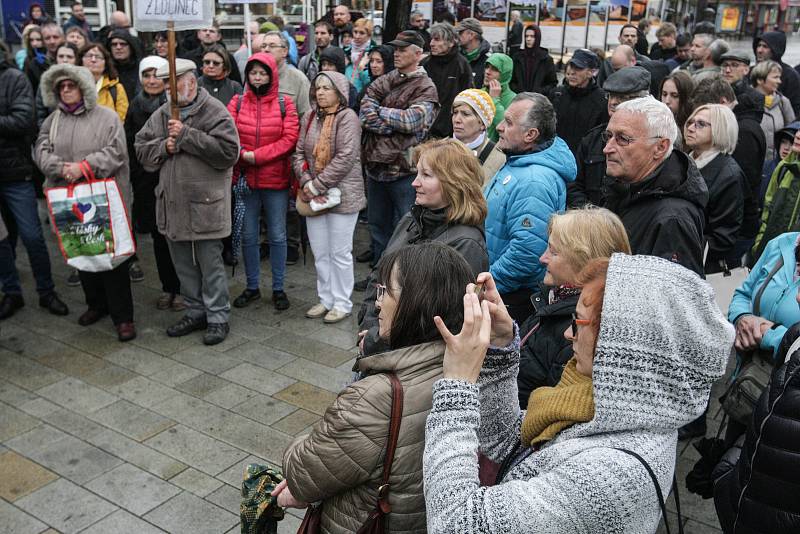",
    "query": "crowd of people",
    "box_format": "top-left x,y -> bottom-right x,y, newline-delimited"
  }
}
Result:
2,3 -> 800,532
